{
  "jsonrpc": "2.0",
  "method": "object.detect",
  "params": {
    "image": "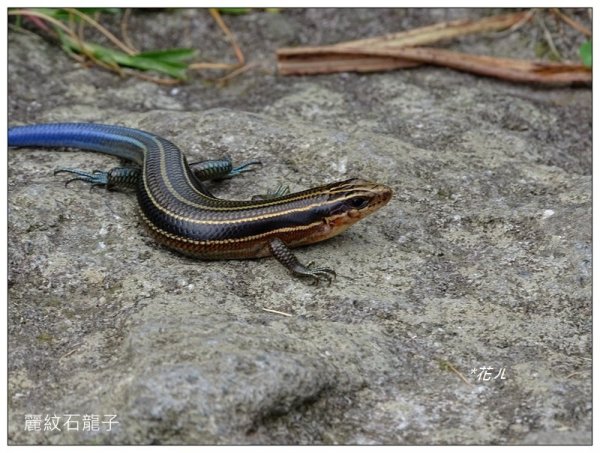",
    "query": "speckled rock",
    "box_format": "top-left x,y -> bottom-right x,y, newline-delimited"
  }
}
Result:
9,8 -> 591,445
